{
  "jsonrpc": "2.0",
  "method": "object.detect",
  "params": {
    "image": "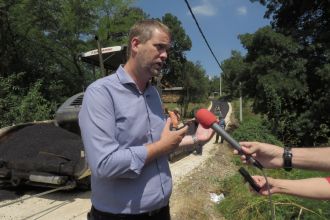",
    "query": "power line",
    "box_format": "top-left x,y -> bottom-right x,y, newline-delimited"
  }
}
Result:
184,0 -> 222,72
